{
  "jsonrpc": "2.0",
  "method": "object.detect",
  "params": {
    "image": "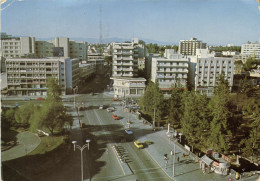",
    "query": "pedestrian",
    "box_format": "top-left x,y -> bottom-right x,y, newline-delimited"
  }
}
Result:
177,156 -> 179,162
